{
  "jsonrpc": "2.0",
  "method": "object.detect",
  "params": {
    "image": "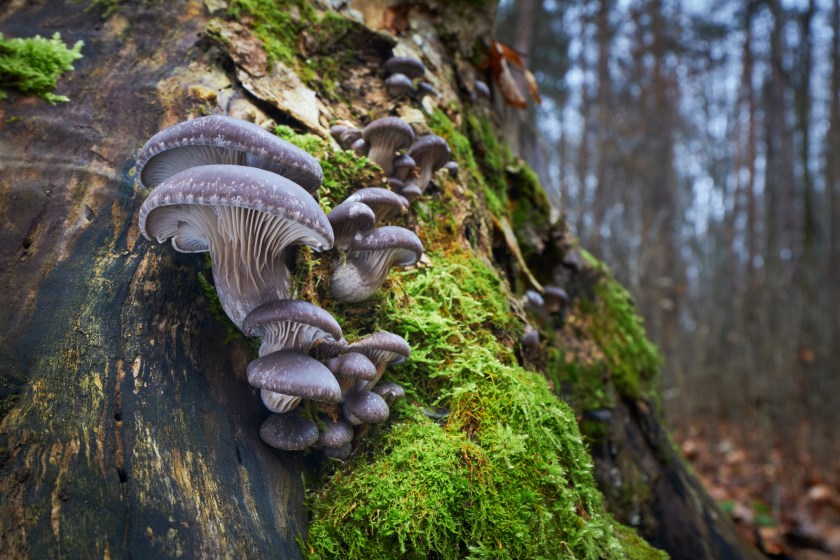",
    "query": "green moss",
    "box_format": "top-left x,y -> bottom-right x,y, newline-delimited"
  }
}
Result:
507,161 -> 551,261
464,113 -> 512,214
0,32 -> 83,104
305,250 -> 664,559
228,0 -> 316,68
576,252 -> 662,400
